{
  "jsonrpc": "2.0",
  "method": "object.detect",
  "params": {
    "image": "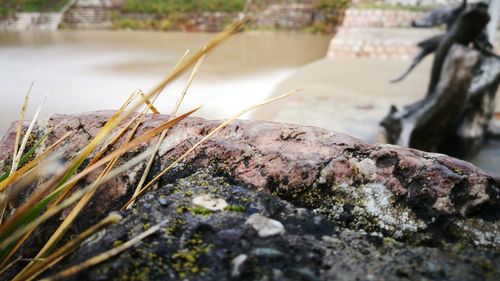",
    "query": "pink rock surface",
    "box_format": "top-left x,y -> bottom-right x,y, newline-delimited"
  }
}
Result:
1,111 -> 498,246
